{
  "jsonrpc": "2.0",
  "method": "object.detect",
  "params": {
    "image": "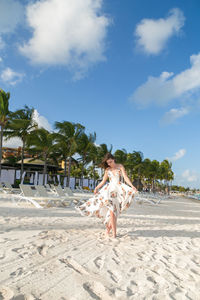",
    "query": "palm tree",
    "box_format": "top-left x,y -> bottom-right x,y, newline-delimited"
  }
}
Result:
114,149 -> 127,165
140,158 -> 152,190
88,143 -> 99,188
149,160 -> 160,192
127,151 -> 143,189
54,121 -> 85,186
78,132 -> 96,187
0,89 -> 10,180
4,105 -> 37,181
160,159 -> 174,194
96,143 -> 113,178
97,143 -> 113,164
27,128 -> 55,185
70,163 -> 88,179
